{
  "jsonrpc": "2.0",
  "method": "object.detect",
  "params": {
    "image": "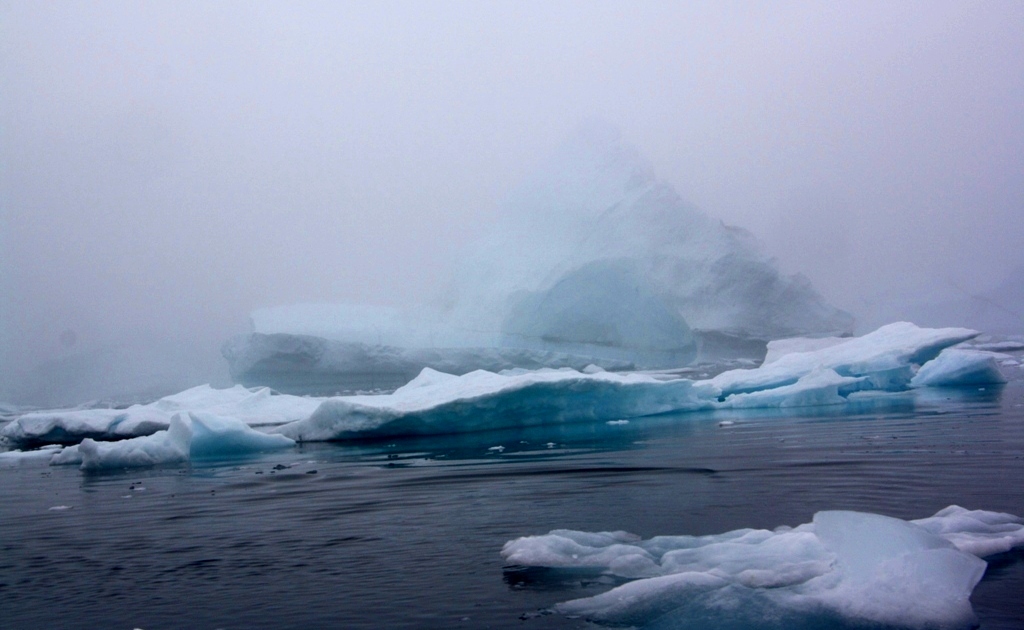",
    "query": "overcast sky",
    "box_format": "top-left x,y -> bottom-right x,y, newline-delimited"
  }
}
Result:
2,0 -> 1023,383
